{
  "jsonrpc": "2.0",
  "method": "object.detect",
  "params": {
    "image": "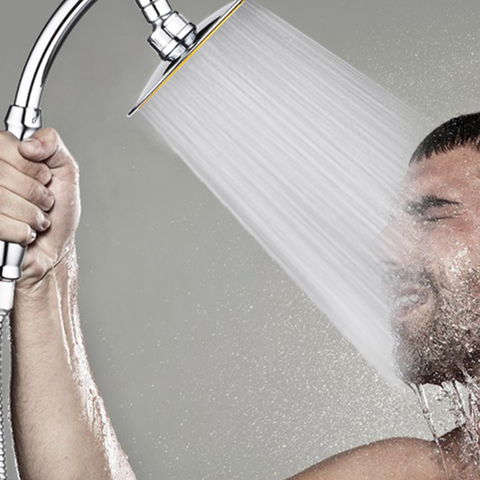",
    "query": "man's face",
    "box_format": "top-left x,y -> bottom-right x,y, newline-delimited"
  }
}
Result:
381,146 -> 480,385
